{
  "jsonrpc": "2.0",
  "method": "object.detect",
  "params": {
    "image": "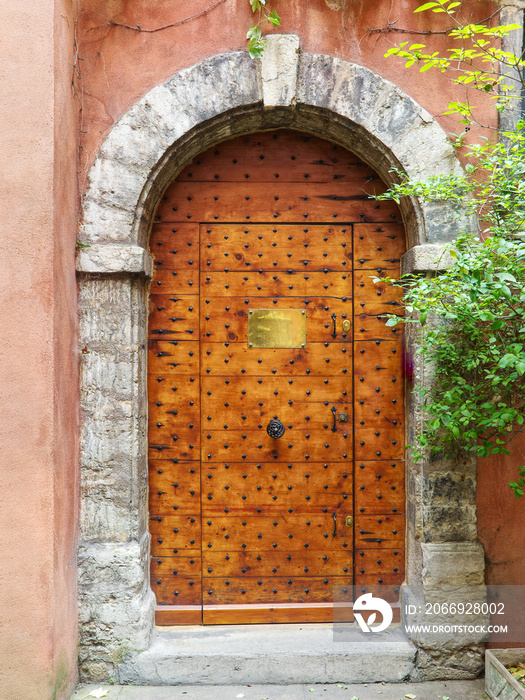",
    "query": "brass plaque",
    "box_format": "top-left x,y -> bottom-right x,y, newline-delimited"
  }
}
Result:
248,309 -> 306,348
